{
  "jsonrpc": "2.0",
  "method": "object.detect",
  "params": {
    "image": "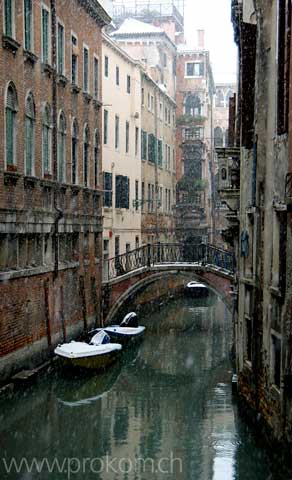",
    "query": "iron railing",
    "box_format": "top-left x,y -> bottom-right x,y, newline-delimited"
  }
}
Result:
104,243 -> 235,281
285,173 -> 292,200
